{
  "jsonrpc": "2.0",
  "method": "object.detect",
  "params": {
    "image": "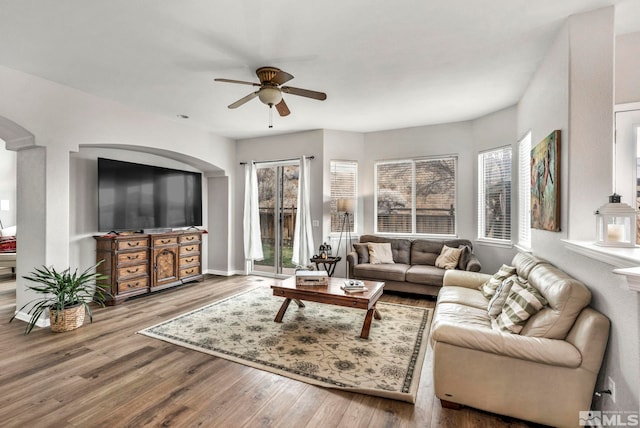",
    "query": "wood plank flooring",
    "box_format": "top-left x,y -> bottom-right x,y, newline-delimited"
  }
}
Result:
0,275 -> 534,427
